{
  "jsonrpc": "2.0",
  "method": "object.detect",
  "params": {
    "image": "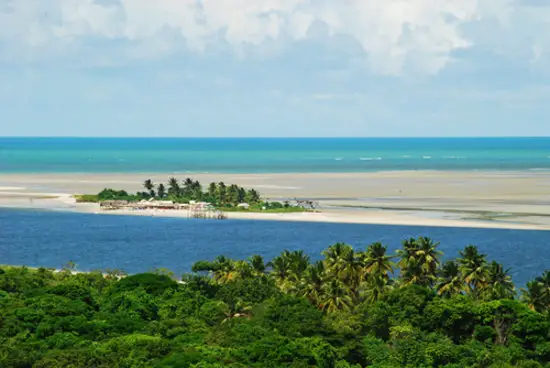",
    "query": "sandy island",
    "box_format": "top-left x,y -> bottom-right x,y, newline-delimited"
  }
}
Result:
1,171 -> 550,230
